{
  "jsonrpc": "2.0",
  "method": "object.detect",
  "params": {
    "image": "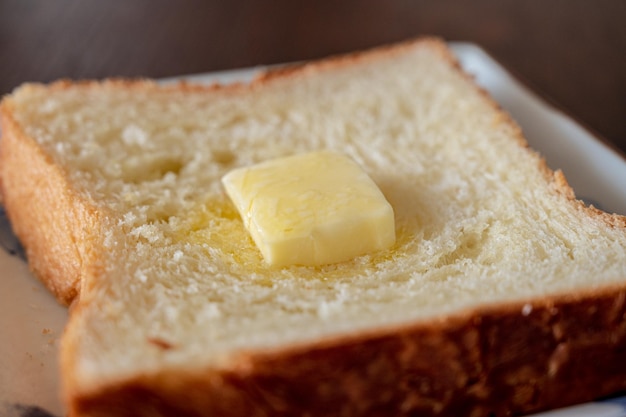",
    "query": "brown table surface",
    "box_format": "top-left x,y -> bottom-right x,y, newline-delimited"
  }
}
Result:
1,0 -> 625,154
